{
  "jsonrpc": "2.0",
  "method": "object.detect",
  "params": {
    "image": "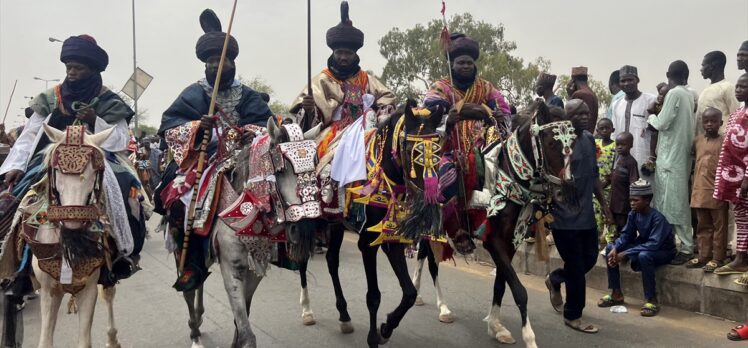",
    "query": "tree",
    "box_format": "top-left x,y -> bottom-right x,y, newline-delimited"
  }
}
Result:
379,13 -> 550,107
556,74 -> 613,111
238,75 -> 291,116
